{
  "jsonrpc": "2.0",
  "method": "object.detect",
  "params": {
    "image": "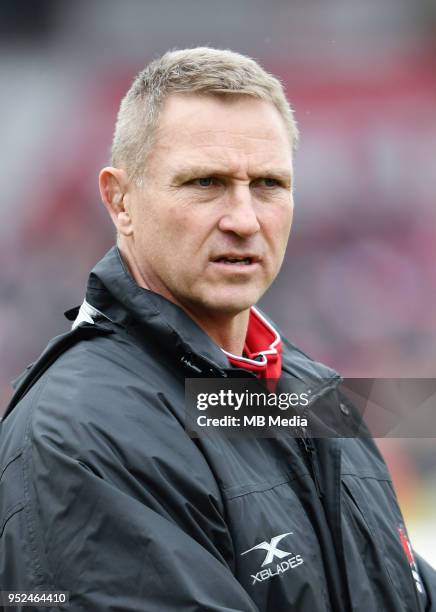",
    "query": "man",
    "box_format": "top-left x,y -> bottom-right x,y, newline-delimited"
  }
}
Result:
0,48 -> 435,611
